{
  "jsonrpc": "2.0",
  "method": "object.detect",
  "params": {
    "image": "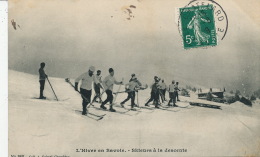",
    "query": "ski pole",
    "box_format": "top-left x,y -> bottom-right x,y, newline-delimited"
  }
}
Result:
47,77 -> 59,101
112,78 -> 124,104
65,78 -> 90,103
136,91 -> 139,107
113,84 -> 148,95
